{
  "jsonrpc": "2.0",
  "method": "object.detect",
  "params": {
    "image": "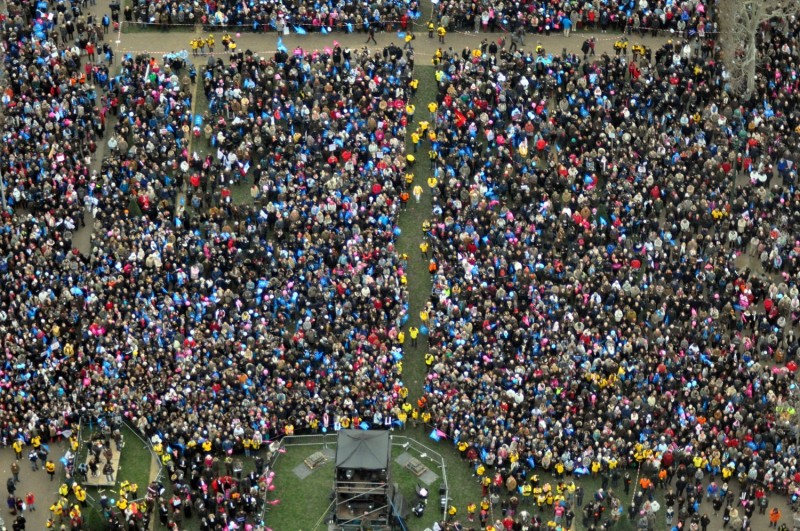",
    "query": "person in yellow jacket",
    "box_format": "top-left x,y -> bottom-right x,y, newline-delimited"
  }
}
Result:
457,440 -> 468,455
432,48 -> 443,66
427,19 -> 435,38
12,439 -> 22,460
58,483 -> 69,497
437,25 -> 446,43
243,437 -> 252,456
190,38 -> 200,55
45,459 -> 56,480
31,435 -> 41,450
428,150 -> 438,169
409,78 -> 418,95
480,498 -> 490,512
536,492 -> 546,508
467,502 -> 476,521
408,326 -> 419,346
403,32 -> 415,50
207,34 -> 215,53
410,130 -> 420,152
202,439 -> 212,452
412,184 -> 423,203
419,241 -> 429,258
614,36 -> 628,56
397,331 -> 405,345
75,486 -> 87,507
722,466 -> 733,480
427,101 -> 438,116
